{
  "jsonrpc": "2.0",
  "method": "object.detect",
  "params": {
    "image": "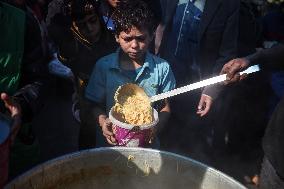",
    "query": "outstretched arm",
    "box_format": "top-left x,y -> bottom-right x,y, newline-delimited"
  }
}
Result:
1,93 -> 22,143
